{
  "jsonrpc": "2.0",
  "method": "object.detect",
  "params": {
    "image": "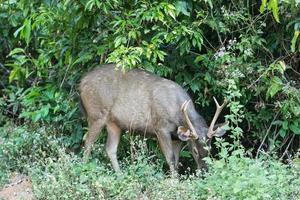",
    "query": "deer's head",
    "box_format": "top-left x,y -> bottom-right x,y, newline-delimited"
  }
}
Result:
177,97 -> 228,169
